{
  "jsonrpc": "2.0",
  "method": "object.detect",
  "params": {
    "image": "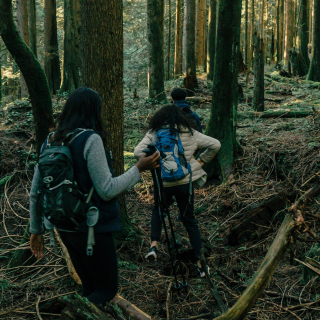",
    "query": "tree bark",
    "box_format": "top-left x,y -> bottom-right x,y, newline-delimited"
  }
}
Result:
279,0 -> 285,61
253,33 -> 264,112
244,0 -> 248,65
286,0 -> 295,70
16,0 -> 29,98
299,0 -> 310,66
184,0 -> 198,95
44,0 -> 61,94
167,0 -> 172,80
205,0 -> 241,180
207,0 -> 217,80
0,0 -> 54,155
60,0 -> 81,93
147,0 -> 166,100
80,0 -> 135,240
276,0 -> 280,64
27,0 -> 37,57
307,0 -> 320,81
196,0 -> 205,66
174,0 -> 182,77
